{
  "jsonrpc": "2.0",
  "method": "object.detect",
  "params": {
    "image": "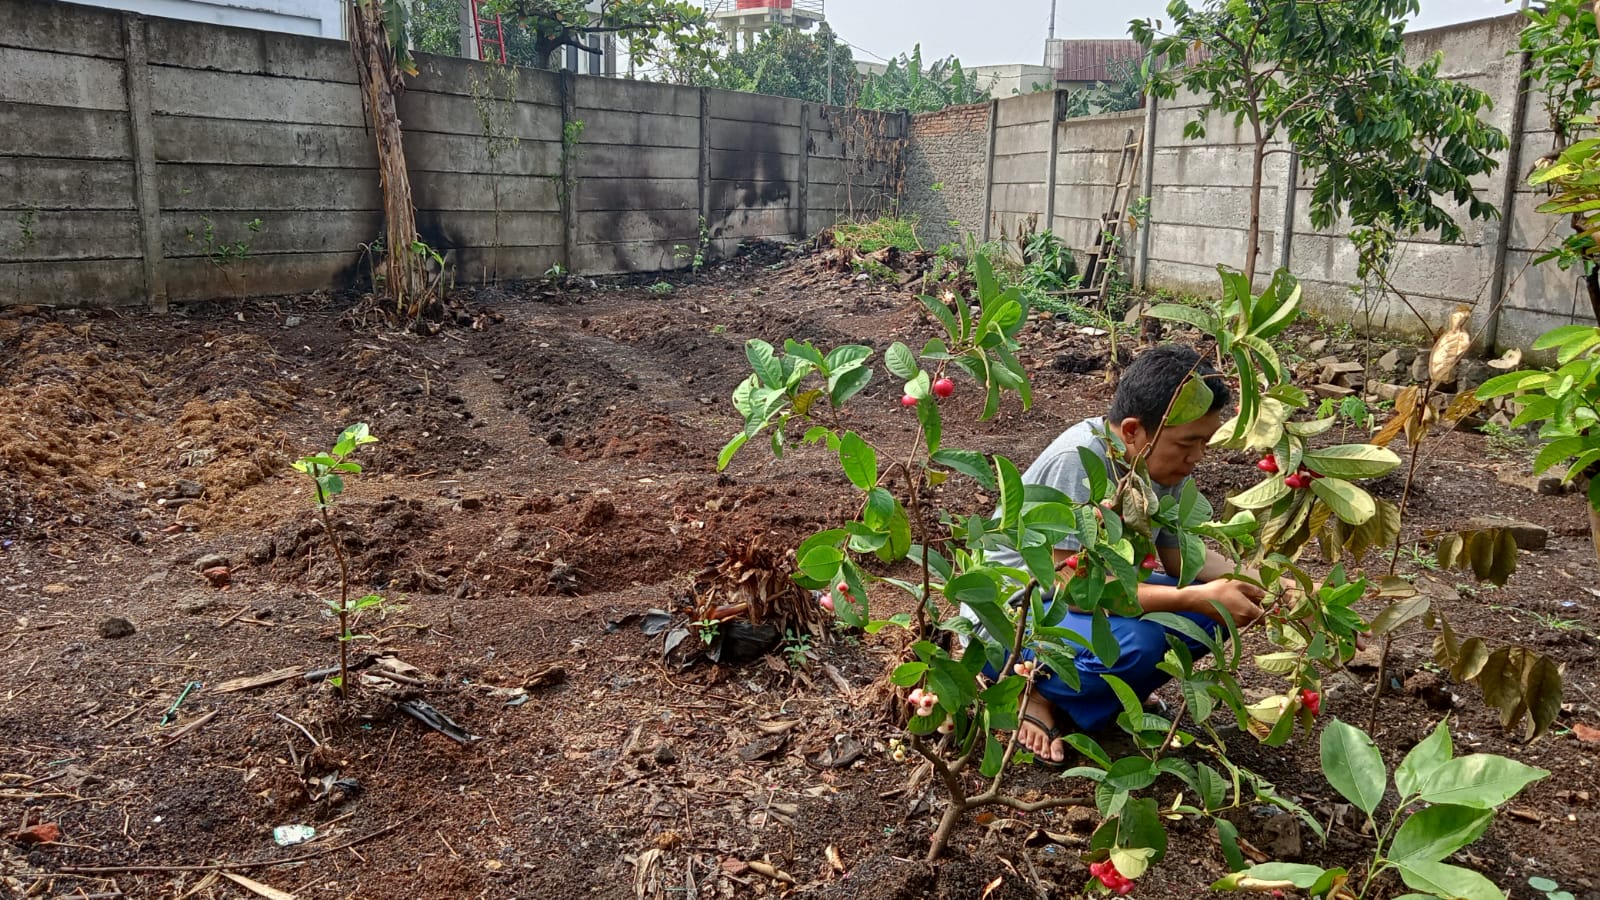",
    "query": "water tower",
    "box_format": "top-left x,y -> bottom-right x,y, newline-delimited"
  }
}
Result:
704,0 -> 825,51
